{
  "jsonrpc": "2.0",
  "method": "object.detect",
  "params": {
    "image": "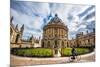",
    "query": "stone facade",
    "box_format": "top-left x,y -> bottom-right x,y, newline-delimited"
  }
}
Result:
42,14 -> 68,48
10,17 -> 23,48
42,14 -> 95,55
68,31 -> 95,48
10,17 -> 40,48
42,14 -> 68,55
76,31 -> 95,48
10,14 -> 95,50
